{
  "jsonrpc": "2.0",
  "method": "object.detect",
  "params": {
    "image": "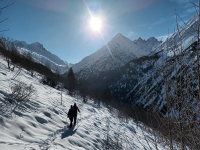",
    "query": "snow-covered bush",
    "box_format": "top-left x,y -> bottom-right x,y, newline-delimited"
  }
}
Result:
8,82 -> 36,103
